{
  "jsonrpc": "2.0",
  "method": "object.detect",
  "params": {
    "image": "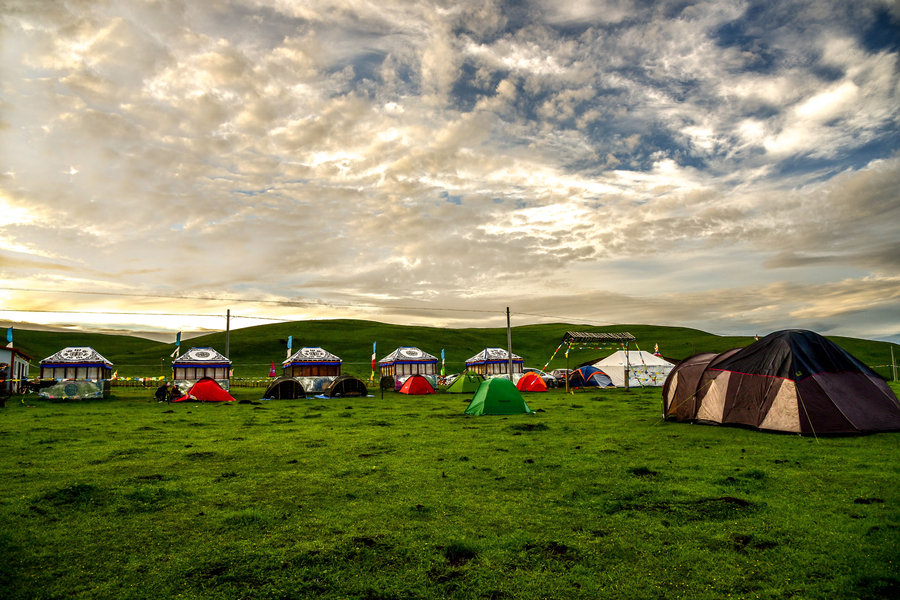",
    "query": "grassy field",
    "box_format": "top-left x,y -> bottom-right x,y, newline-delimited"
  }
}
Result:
1,383 -> 898,599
